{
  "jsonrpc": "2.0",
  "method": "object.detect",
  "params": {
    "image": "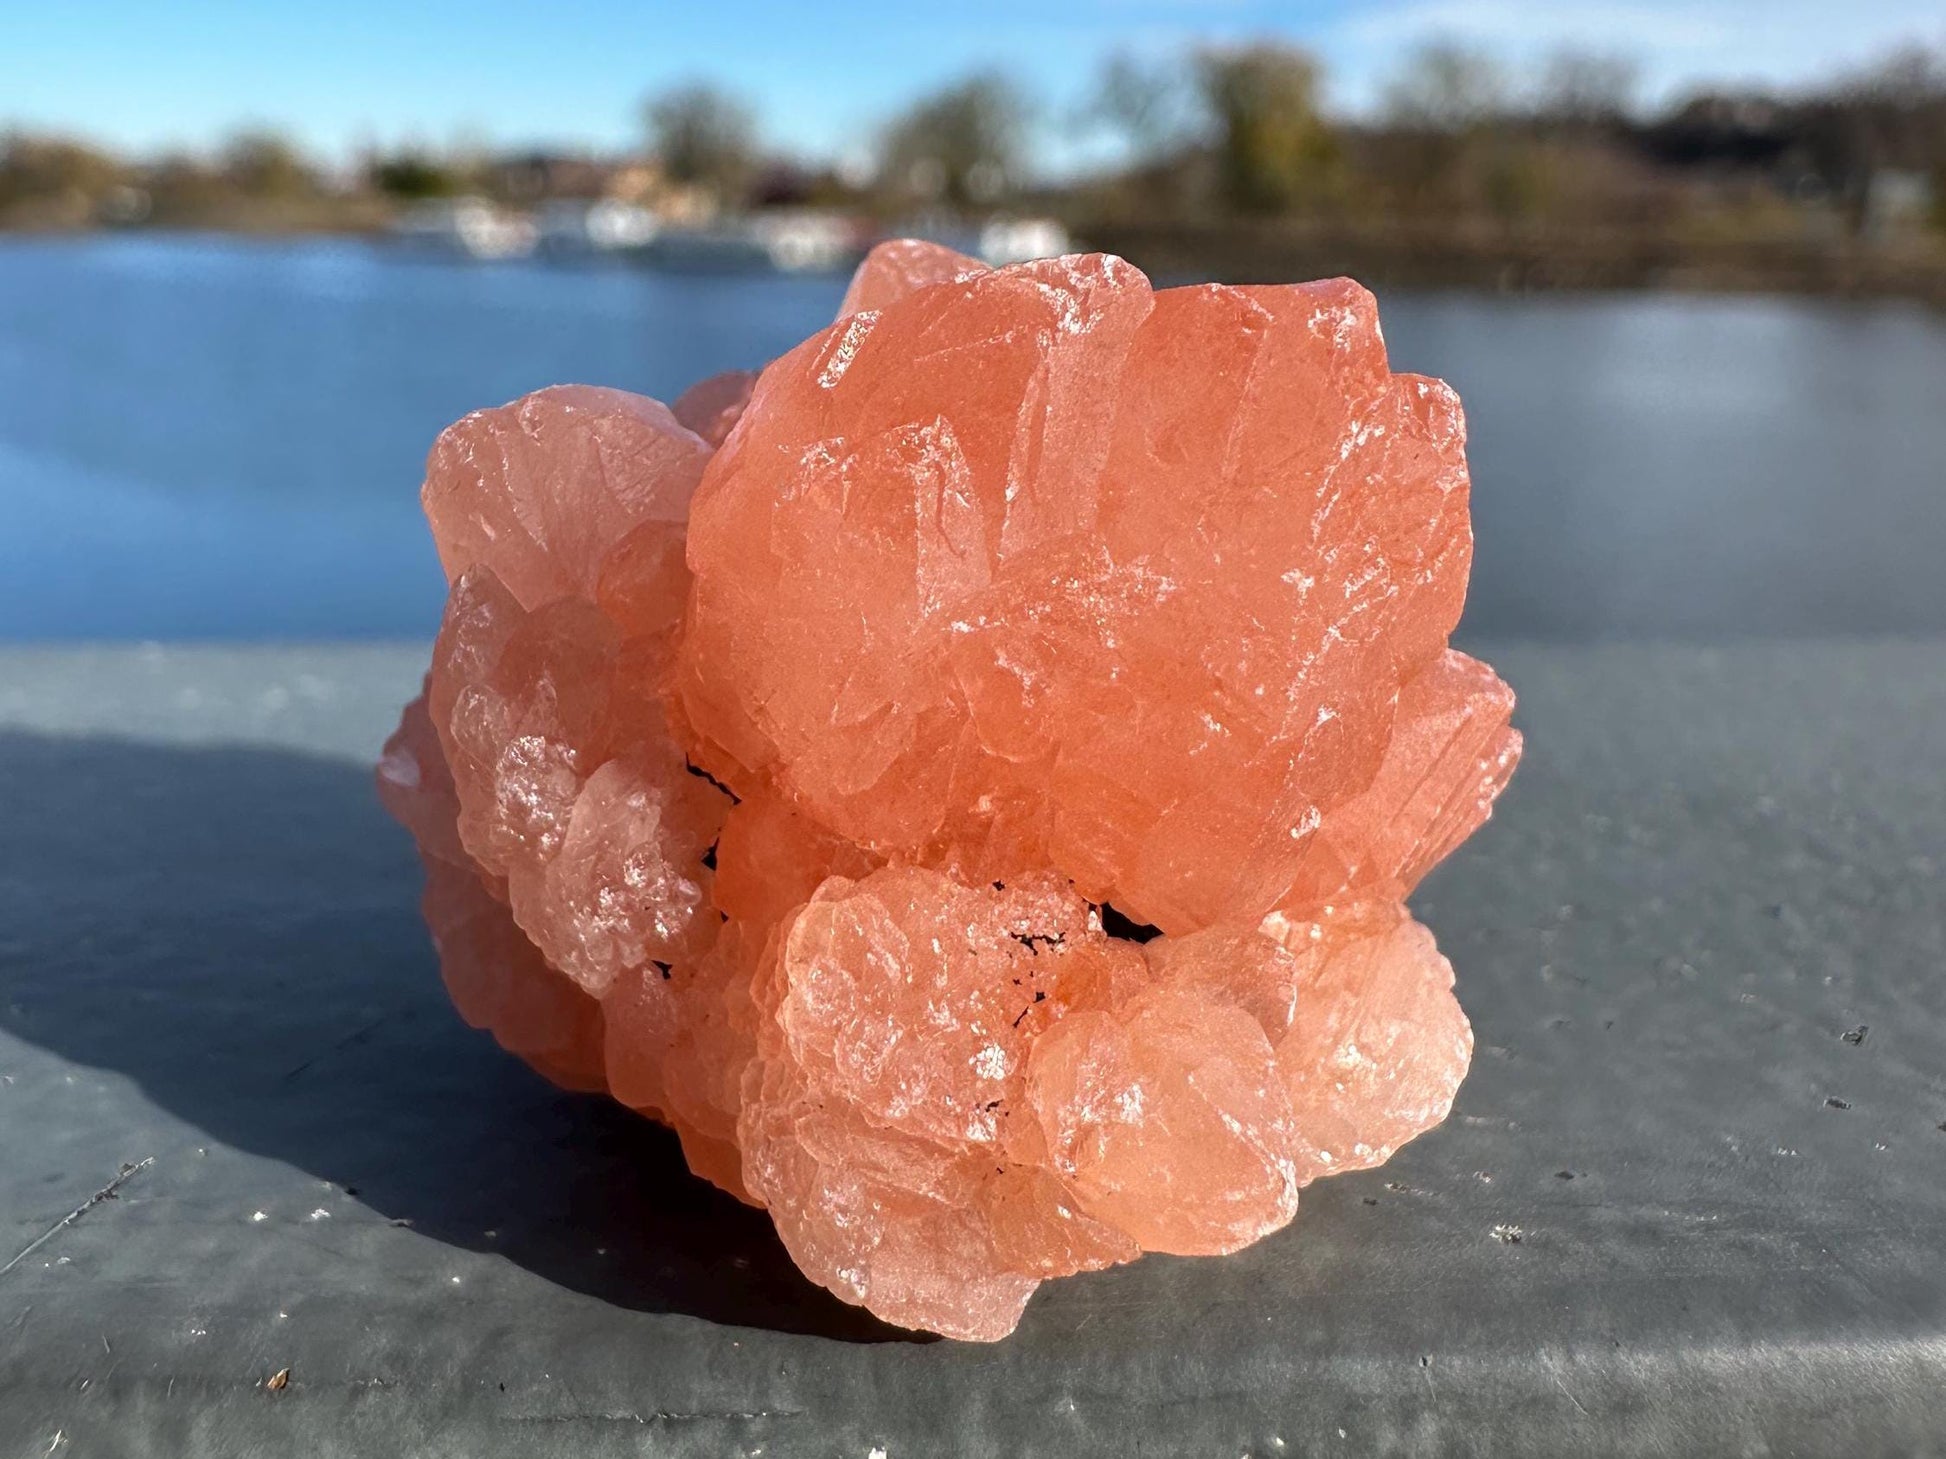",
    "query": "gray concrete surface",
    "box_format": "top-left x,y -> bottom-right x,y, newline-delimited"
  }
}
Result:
0,641 -> 1942,1456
